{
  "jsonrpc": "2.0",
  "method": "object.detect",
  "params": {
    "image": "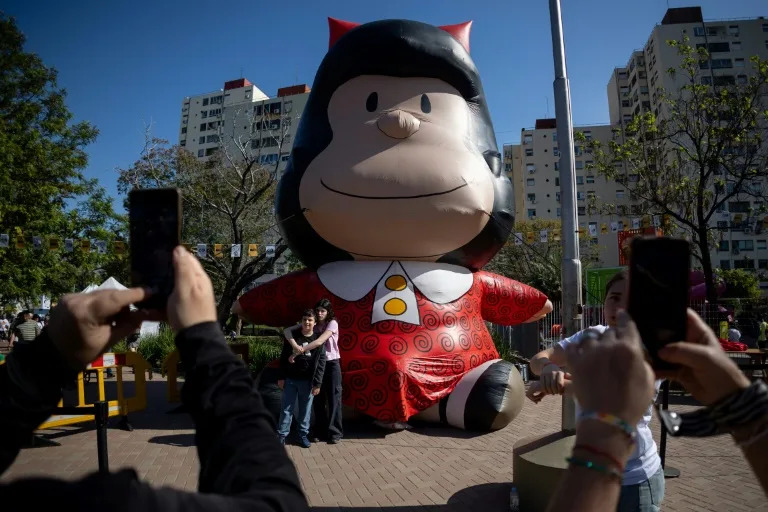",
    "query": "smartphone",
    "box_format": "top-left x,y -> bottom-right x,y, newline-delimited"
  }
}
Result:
129,188 -> 182,310
627,237 -> 690,370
